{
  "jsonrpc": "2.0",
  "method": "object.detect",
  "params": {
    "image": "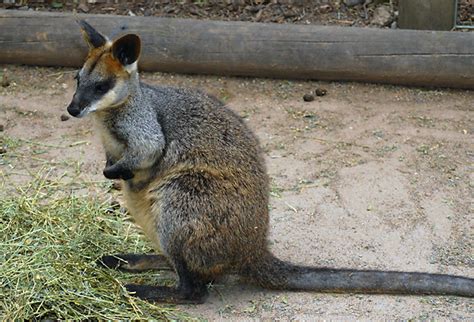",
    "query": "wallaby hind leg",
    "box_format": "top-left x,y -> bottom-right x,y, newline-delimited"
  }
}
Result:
98,254 -> 173,272
125,258 -> 209,304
